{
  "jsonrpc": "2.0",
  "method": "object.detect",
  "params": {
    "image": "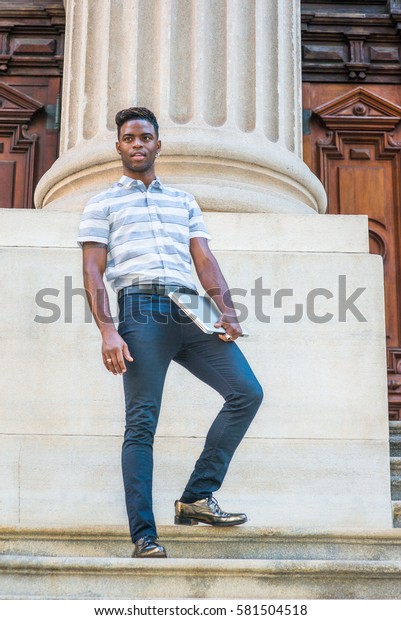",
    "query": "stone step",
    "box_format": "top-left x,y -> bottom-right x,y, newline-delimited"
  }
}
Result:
390,457 -> 401,475
390,457 -> 401,507
1,554 -> 401,599
391,476 -> 401,500
2,526 -> 401,561
393,502 -> 401,528
390,439 -> 401,457
389,421 -> 401,434
389,422 -> 401,456
3,527 -> 401,599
